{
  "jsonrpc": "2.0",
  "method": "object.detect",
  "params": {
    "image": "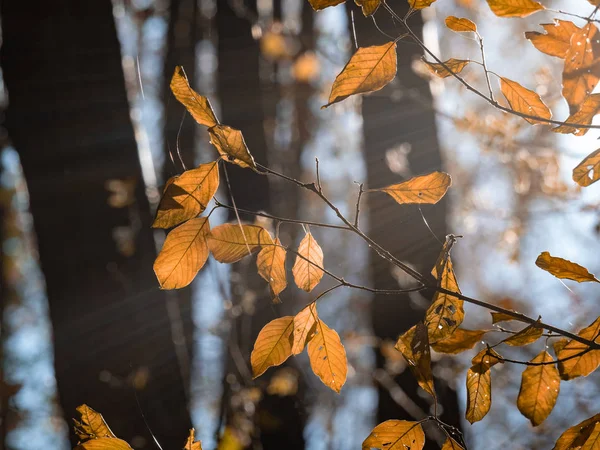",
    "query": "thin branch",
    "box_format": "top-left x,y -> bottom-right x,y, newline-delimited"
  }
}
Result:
476,31 -> 495,102
354,182 -> 364,228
